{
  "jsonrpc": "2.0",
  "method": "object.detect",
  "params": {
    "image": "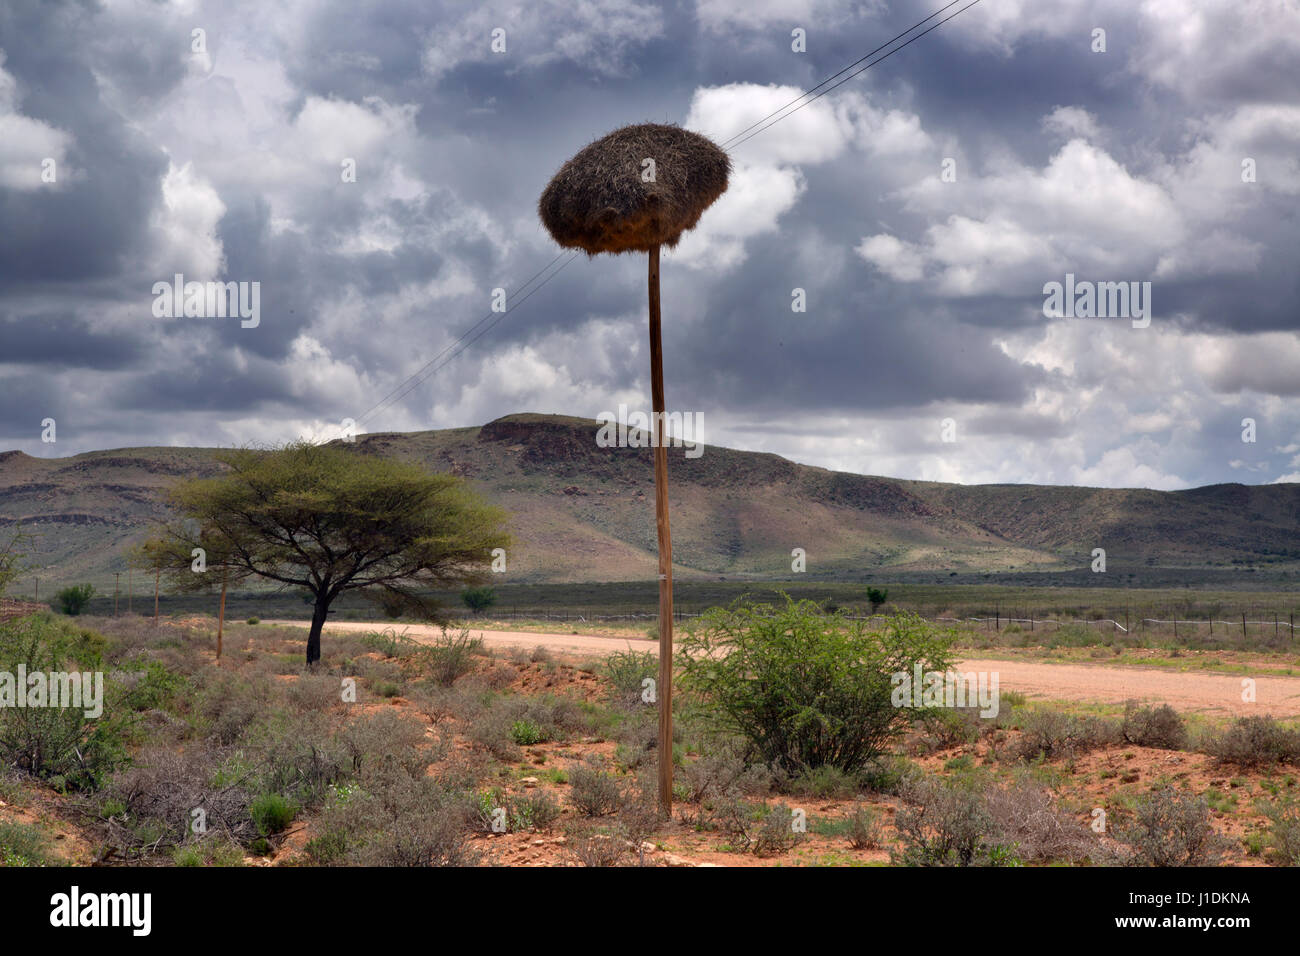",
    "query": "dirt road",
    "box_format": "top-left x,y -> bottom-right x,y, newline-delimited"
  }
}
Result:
266,619 -> 1300,718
